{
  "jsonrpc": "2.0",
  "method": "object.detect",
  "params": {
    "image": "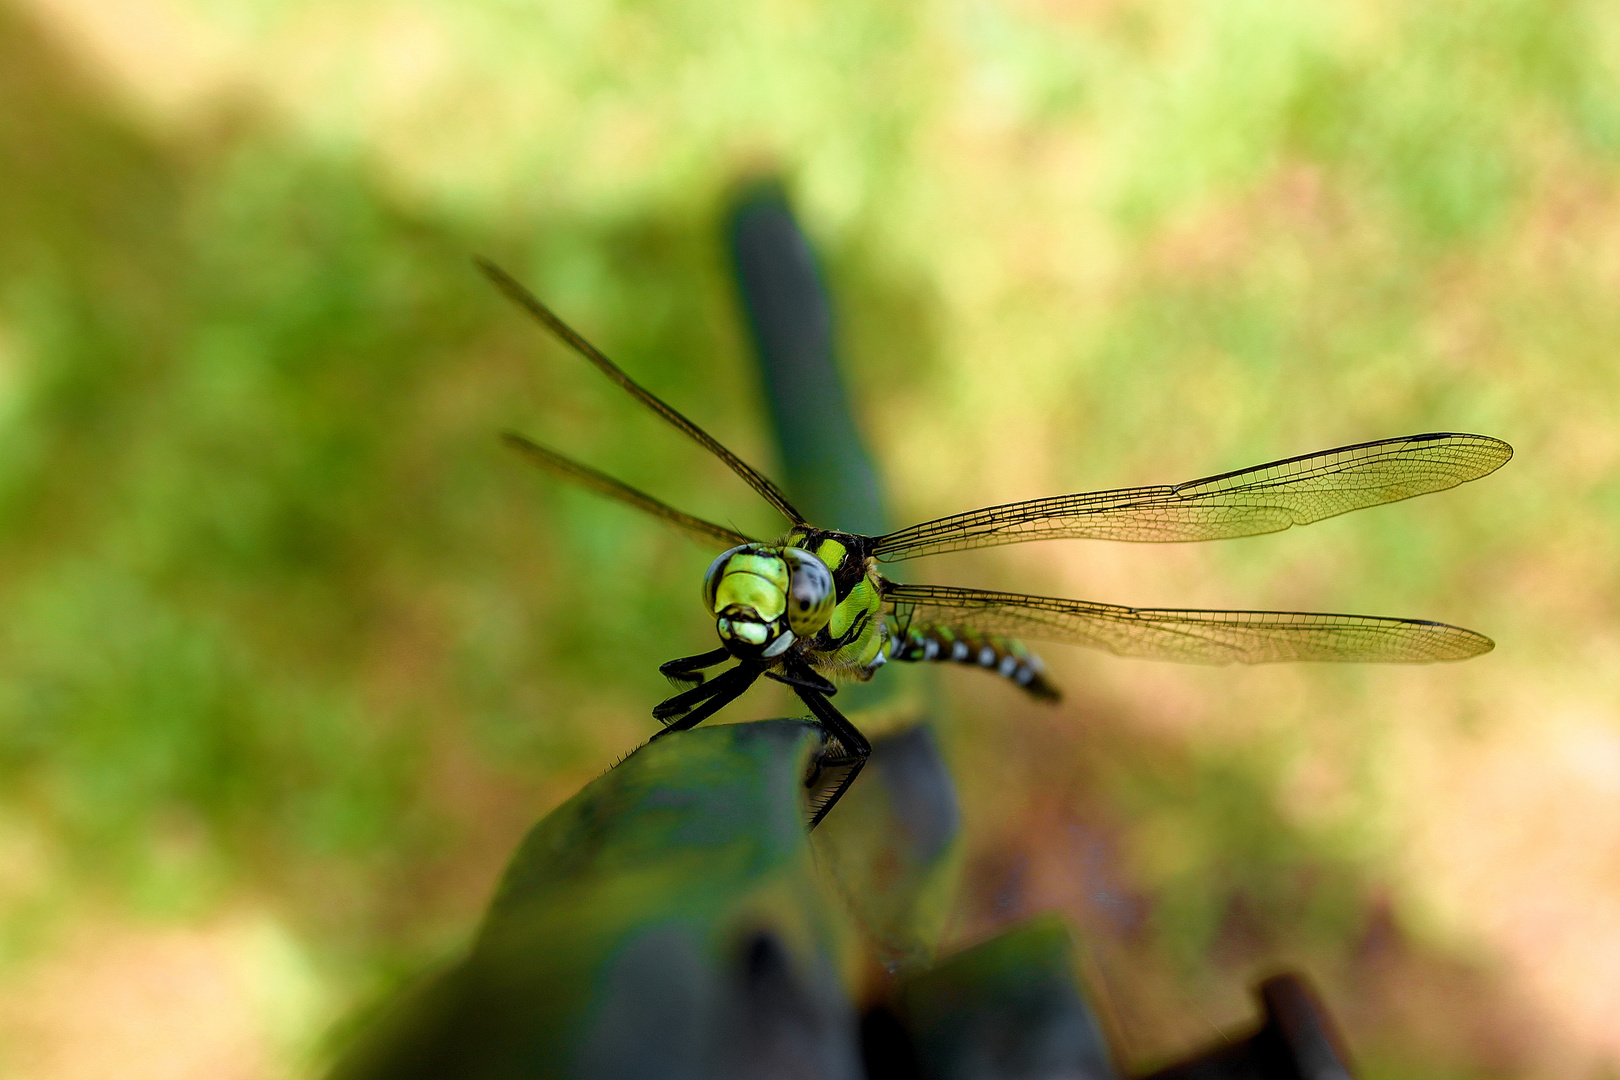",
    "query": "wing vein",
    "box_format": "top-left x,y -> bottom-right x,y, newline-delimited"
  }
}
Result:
883,583 -> 1493,664
872,433 -> 1511,561
478,258 -> 807,525
503,432 -> 753,548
